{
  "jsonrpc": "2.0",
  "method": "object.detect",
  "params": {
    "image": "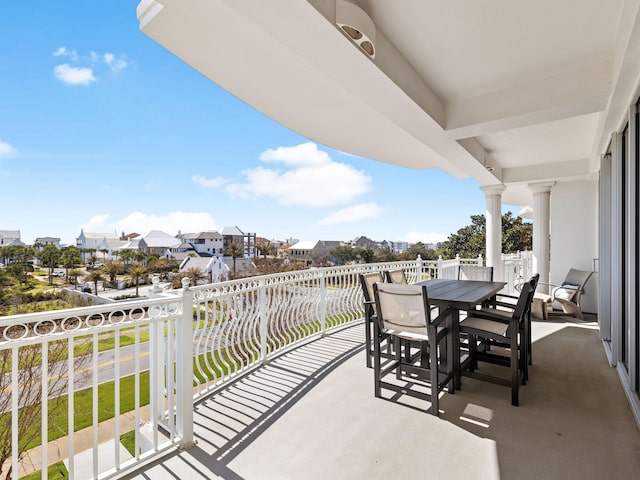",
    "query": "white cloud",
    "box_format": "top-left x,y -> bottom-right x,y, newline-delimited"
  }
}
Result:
259,142 -> 332,167
320,203 -> 383,225
53,46 -> 78,61
82,214 -> 111,231
54,64 -> 96,85
192,175 -> 229,188
103,53 -> 128,71
0,140 -> 17,158
113,212 -> 218,236
226,142 -> 372,207
401,231 -> 449,244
